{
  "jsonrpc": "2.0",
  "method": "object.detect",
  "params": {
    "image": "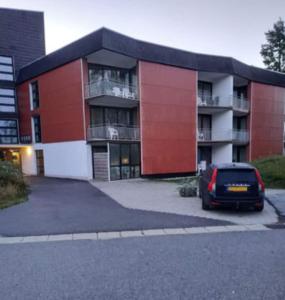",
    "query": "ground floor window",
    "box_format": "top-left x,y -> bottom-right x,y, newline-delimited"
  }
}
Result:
0,148 -> 21,165
109,143 -> 140,180
198,146 -> 212,166
233,146 -> 247,162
